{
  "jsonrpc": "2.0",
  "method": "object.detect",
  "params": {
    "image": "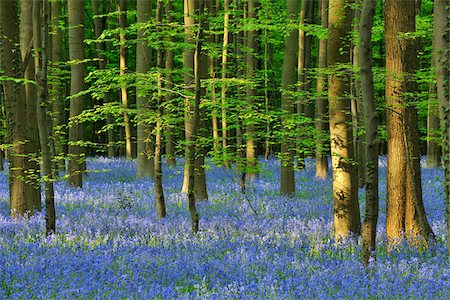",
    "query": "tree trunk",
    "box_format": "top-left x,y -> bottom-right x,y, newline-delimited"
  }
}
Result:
245,0 -> 258,181
315,0 -> 329,179
136,0 -> 155,177
164,0 -> 176,166
67,0 -> 85,188
182,0 -> 196,194
220,0 -> 231,168
280,0 -> 299,197
426,57 -> 441,168
385,0 -> 434,245
20,0 -> 42,211
117,0 -> 132,159
93,0 -> 116,158
50,0 -> 66,167
433,0 -> 449,256
154,0 -> 166,219
328,0 -> 361,240
359,0 -> 378,266
34,0 -> 56,235
1,1 -> 39,216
